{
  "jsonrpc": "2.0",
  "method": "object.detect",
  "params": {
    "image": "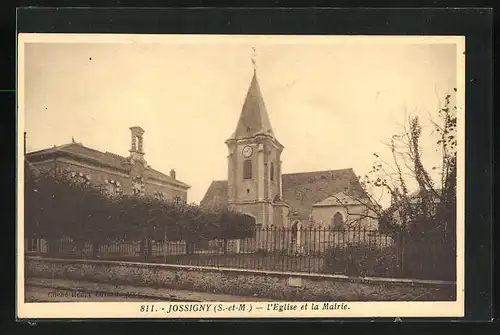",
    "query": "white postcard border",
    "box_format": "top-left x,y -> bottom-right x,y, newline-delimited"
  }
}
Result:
17,33 -> 465,319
